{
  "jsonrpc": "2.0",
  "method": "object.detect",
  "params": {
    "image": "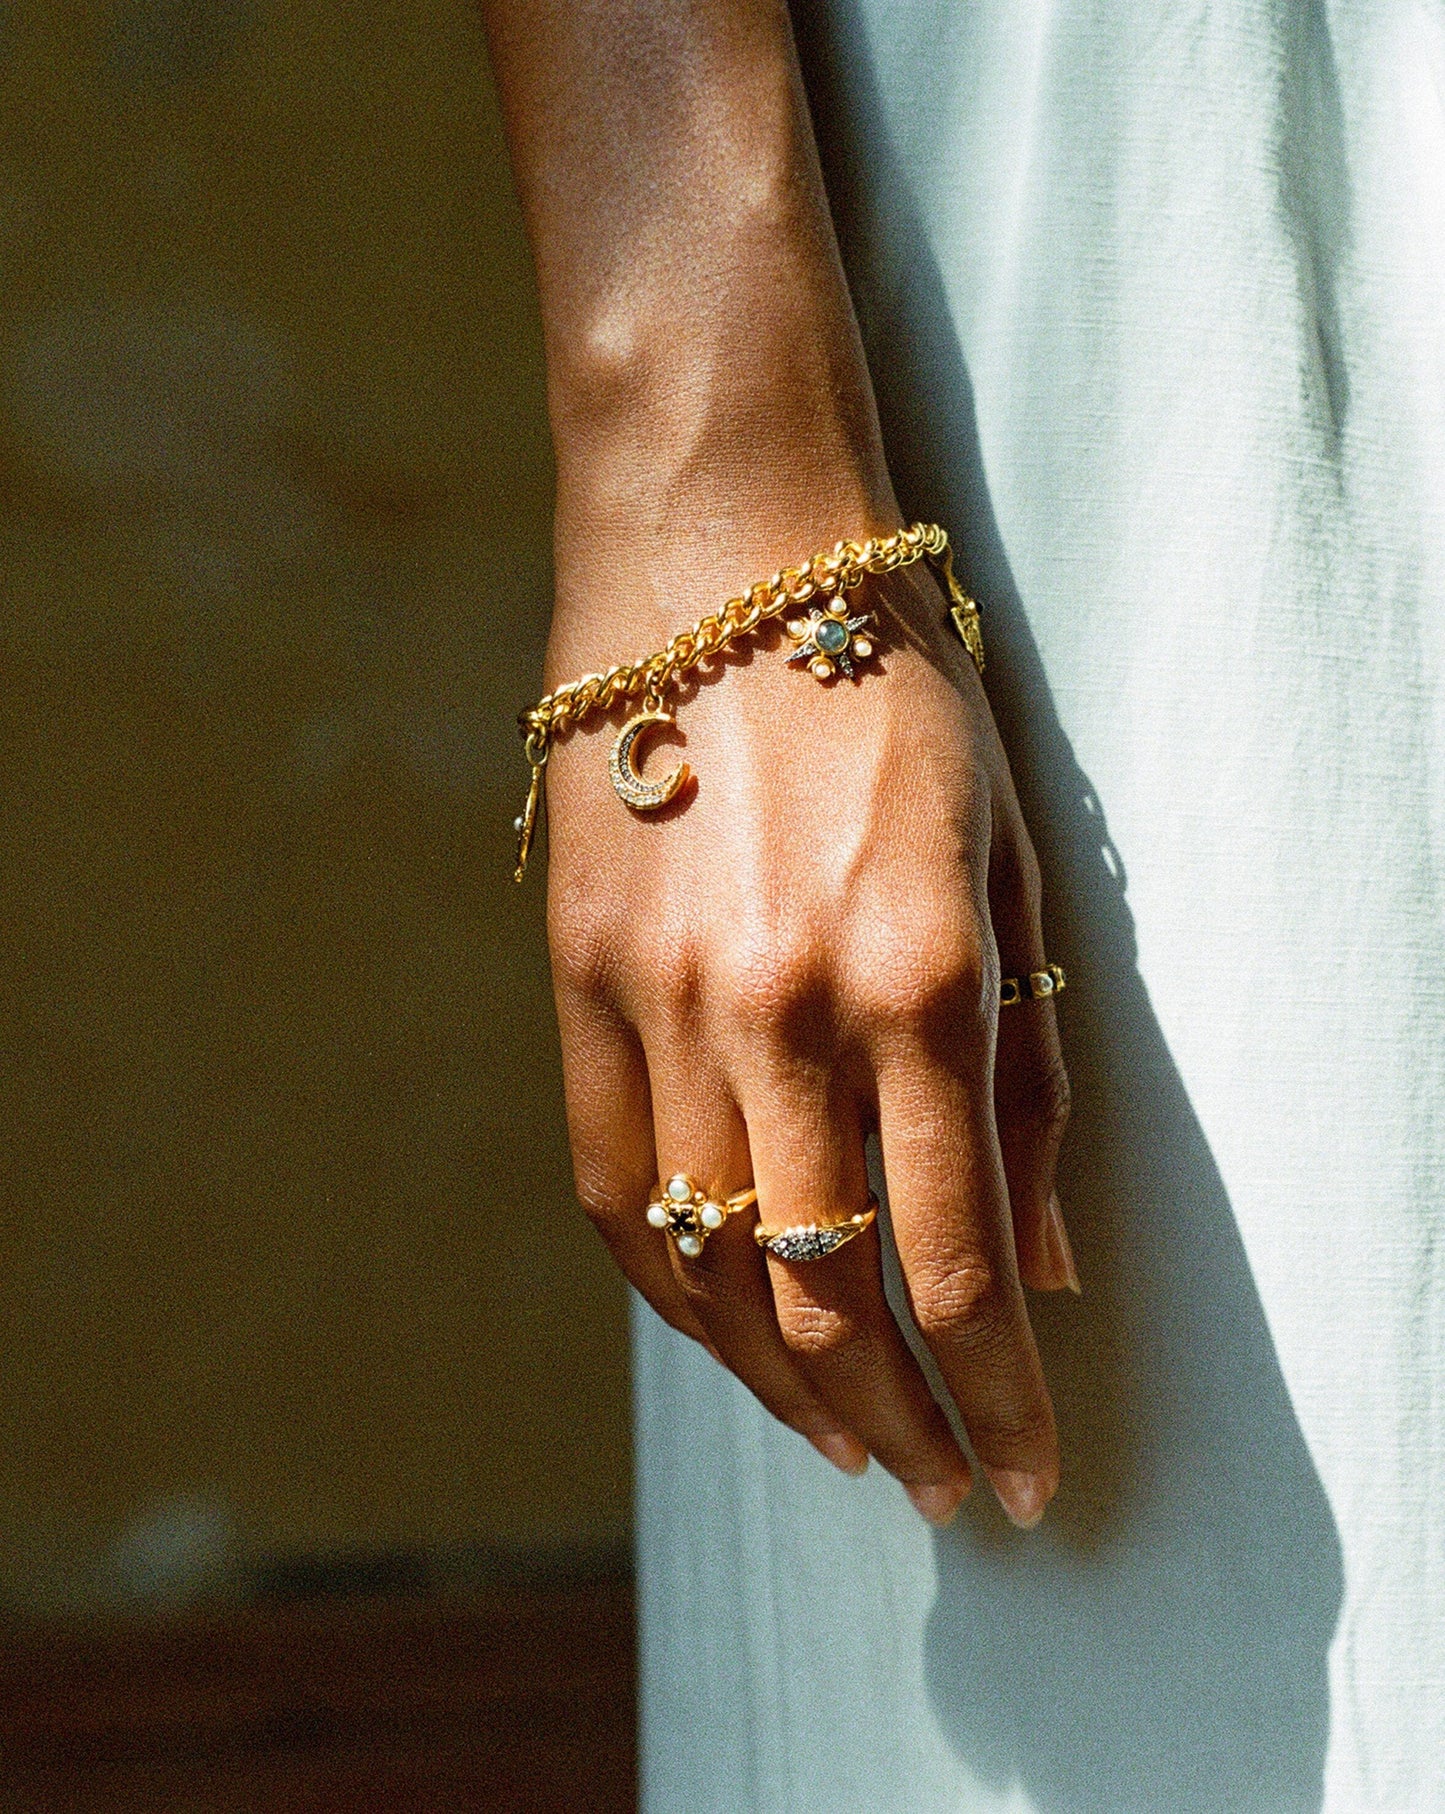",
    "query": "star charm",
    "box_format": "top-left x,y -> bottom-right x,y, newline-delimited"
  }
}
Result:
785,600 -> 875,681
